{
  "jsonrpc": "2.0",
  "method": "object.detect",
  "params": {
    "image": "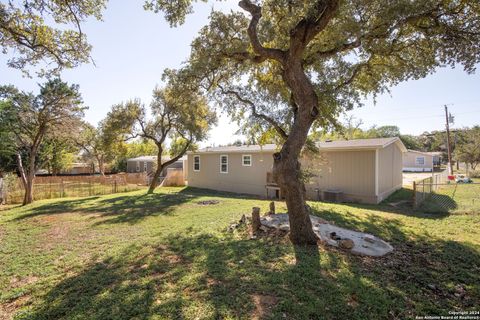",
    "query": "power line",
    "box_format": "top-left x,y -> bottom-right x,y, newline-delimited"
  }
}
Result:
348,109 -> 480,123
351,99 -> 479,113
